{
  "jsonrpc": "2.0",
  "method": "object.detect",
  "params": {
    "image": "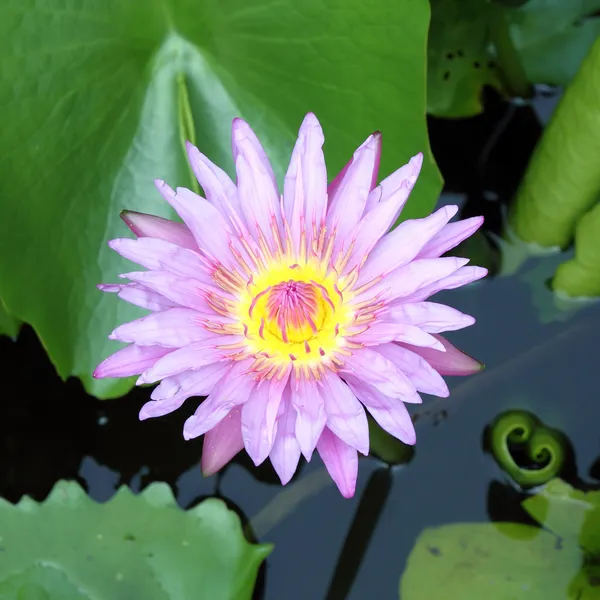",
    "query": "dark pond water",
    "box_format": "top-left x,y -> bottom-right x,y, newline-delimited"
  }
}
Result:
2,89 -> 599,599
